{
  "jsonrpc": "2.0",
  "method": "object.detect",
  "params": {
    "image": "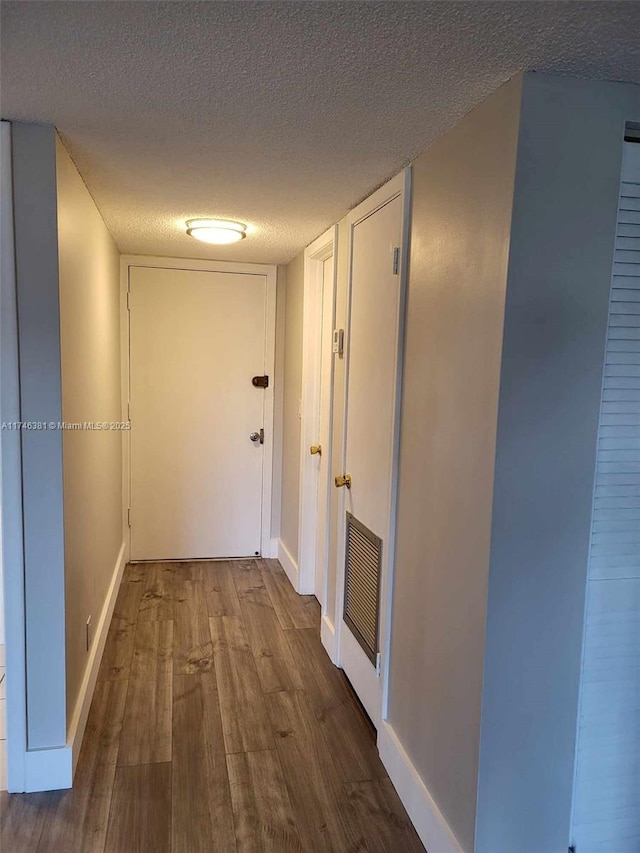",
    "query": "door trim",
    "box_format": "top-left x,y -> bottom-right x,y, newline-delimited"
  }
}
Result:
120,255 -> 278,561
333,168 -> 412,728
298,226 -> 338,597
